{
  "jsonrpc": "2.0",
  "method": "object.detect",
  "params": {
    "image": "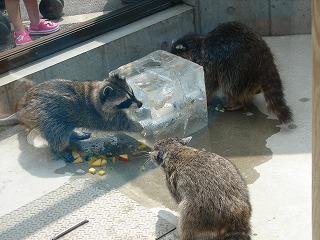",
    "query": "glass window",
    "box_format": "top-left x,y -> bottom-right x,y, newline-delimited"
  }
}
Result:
0,0 -> 181,75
